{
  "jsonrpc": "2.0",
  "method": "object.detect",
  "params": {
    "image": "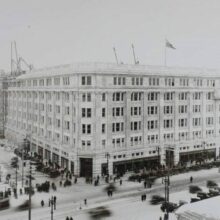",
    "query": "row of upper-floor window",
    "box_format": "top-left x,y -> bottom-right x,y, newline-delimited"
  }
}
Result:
9,102 -> 217,120
9,75 -> 217,88
10,120 -> 217,145
8,91 -> 214,103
